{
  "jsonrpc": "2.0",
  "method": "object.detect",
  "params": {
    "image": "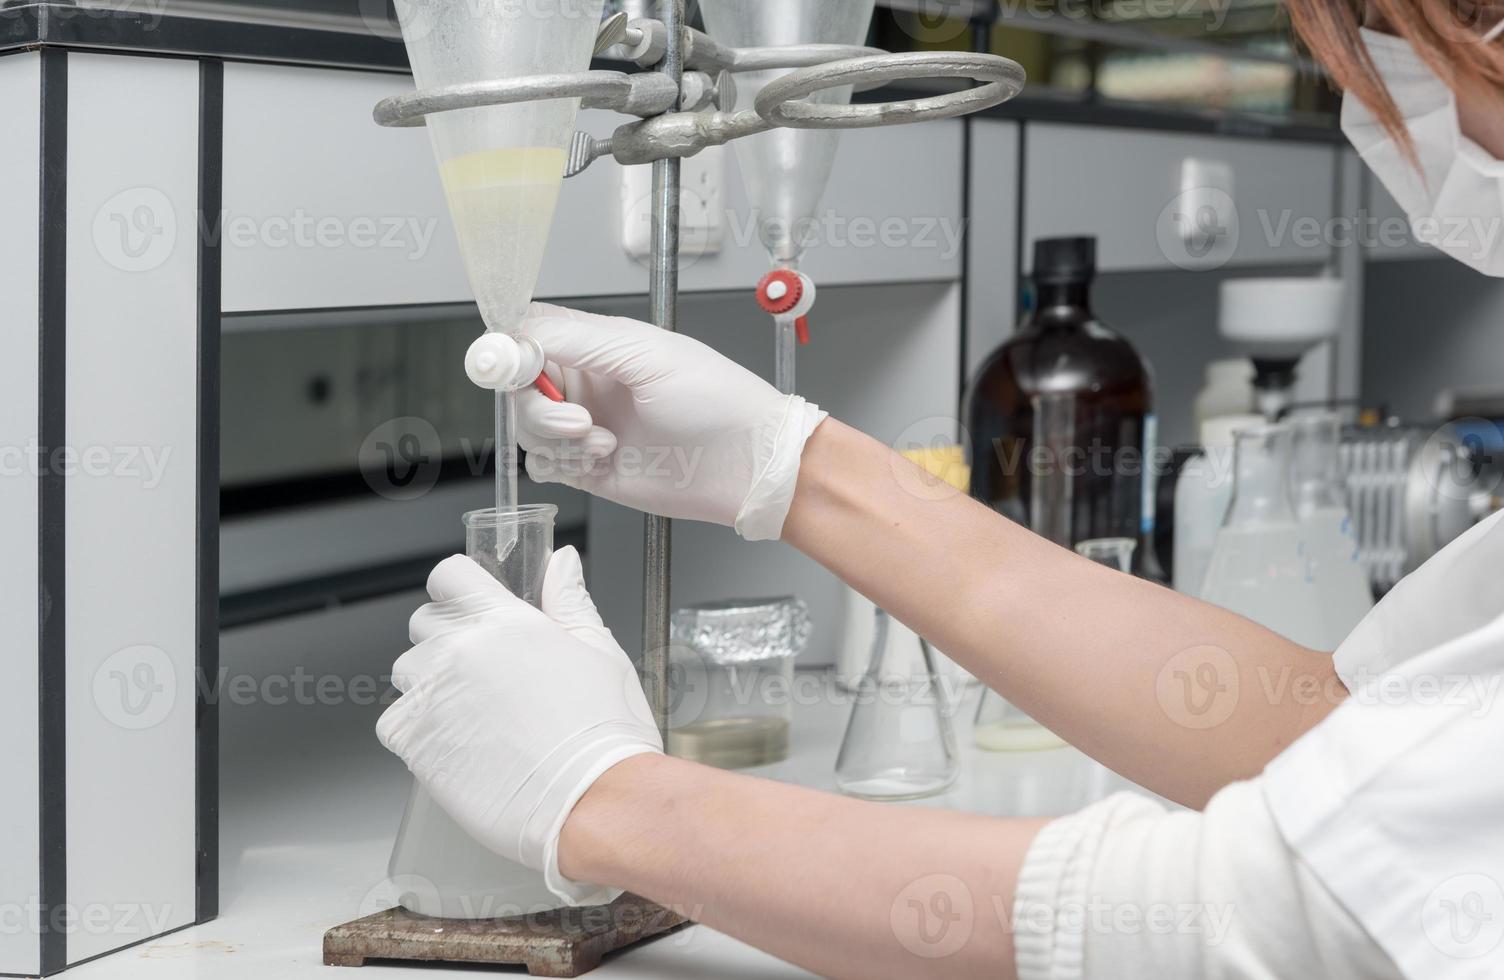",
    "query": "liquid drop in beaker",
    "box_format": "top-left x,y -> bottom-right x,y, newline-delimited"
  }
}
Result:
387,505 -> 562,919
835,609 -> 958,800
